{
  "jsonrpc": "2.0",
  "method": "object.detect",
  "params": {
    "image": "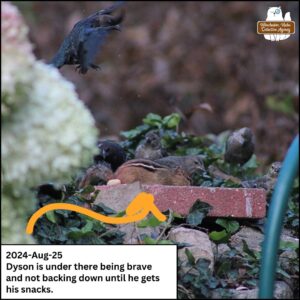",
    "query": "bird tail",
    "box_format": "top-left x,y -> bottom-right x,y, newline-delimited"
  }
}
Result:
94,1 -> 125,26
106,10 -> 125,27
99,1 -> 125,15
